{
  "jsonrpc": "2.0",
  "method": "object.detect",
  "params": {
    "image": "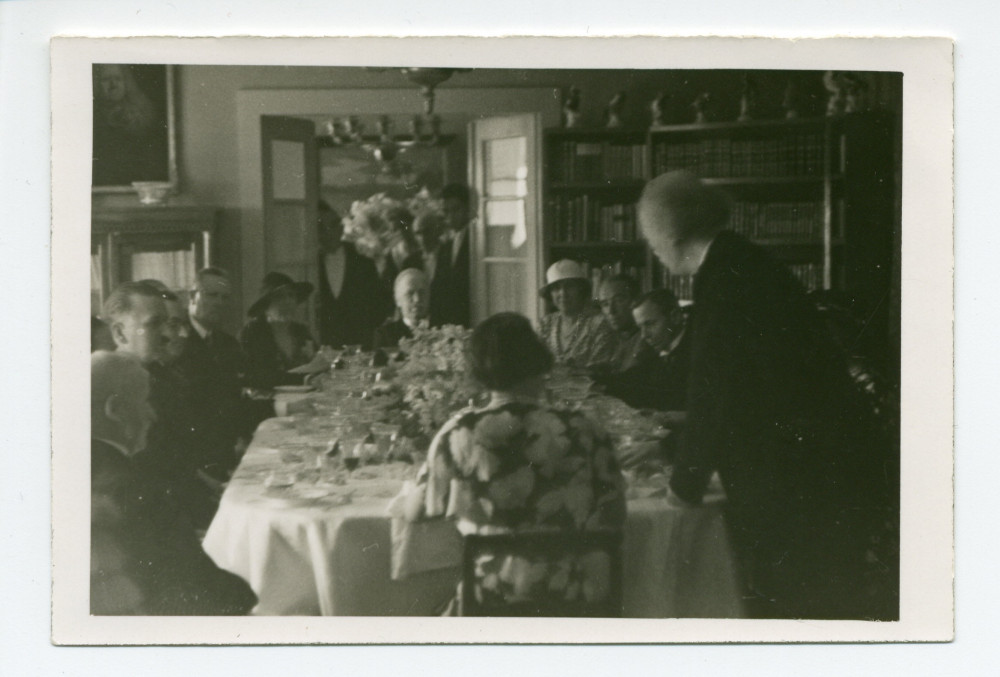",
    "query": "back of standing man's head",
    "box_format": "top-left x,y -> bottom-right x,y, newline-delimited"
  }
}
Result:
639,170 -> 731,243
